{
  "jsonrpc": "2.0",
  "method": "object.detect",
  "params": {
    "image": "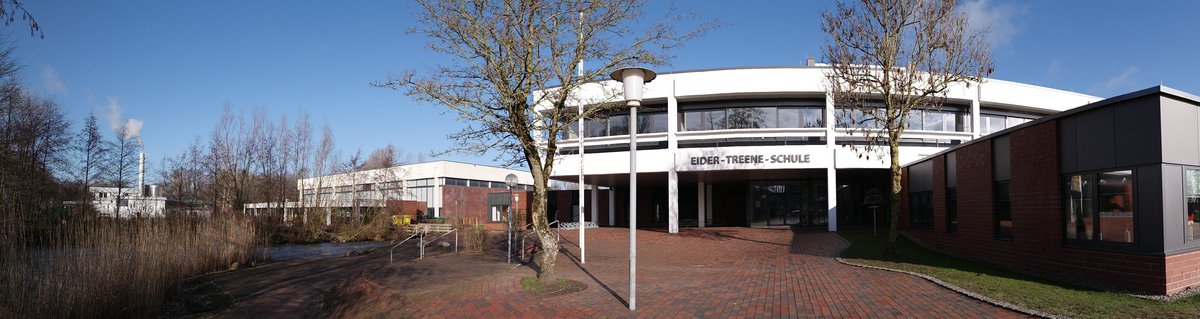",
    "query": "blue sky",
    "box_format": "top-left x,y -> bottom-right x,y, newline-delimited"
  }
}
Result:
13,1 -> 1200,174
